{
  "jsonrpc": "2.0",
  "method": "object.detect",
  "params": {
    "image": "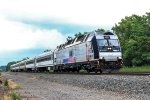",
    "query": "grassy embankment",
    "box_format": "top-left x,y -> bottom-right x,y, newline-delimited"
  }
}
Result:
3,79 -> 21,100
0,72 -> 21,100
119,66 -> 150,72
